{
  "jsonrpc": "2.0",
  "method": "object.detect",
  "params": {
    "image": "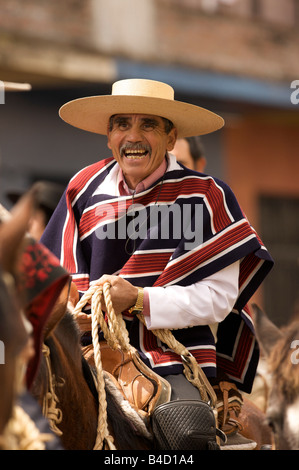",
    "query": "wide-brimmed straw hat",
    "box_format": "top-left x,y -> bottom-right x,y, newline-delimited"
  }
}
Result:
59,78 -> 224,138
